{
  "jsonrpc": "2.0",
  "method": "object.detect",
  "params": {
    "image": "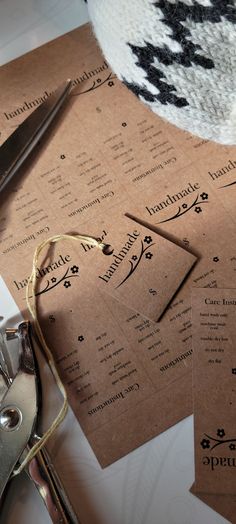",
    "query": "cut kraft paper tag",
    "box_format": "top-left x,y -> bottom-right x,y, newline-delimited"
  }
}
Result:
93,213 -> 197,322
190,288 -> 236,523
